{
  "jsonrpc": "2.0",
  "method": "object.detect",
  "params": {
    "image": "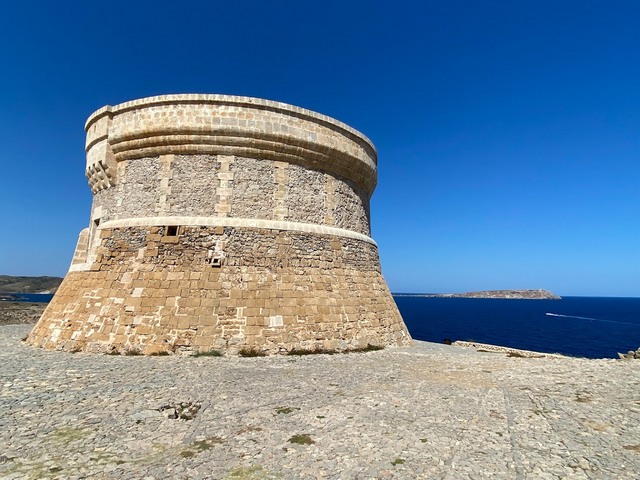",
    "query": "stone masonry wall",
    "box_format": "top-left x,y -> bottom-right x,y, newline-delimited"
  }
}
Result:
169,155 -> 221,216
230,157 -> 275,219
285,164 -> 326,225
27,226 -> 409,355
333,177 -> 371,236
86,154 -> 370,235
30,95 -> 410,356
117,157 -> 161,218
